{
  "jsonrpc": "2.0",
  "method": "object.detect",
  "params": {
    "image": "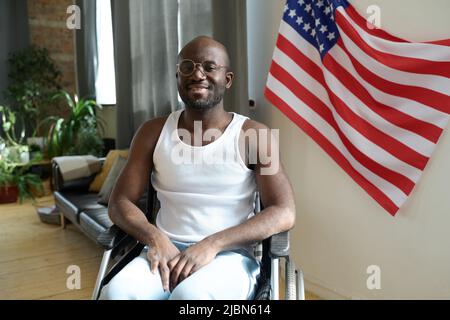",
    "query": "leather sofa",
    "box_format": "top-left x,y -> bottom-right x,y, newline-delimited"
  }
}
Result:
52,159 -> 147,247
